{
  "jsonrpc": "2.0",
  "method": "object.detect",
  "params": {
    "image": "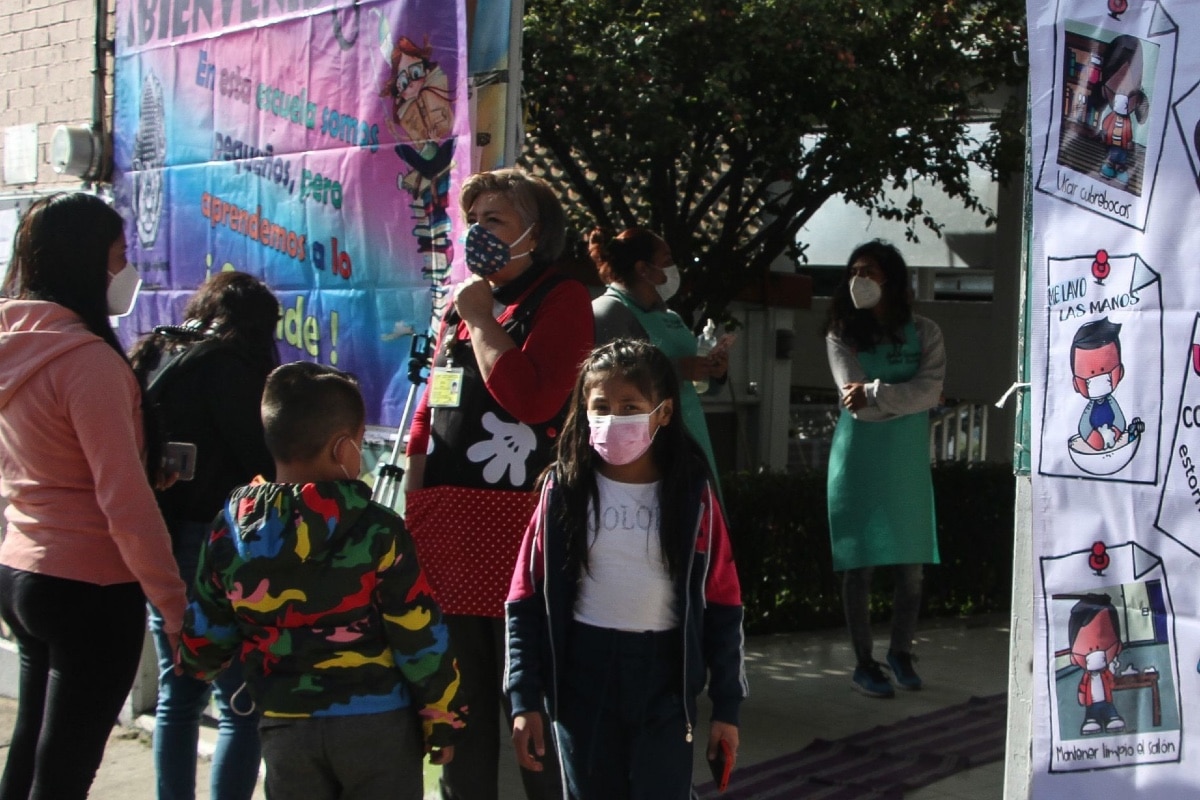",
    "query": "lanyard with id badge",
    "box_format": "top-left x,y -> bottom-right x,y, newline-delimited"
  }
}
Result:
428,296 -> 504,411
428,356 -> 464,409
428,315 -> 473,411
